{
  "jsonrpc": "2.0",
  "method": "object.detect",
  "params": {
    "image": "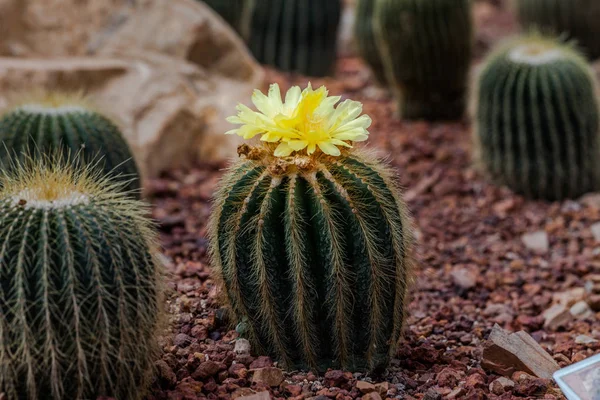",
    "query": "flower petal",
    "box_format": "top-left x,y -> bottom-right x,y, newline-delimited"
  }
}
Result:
318,142 -> 341,156
283,86 -> 302,114
274,142 -> 294,157
287,140 -> 309,151
224,82 -> 371,158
